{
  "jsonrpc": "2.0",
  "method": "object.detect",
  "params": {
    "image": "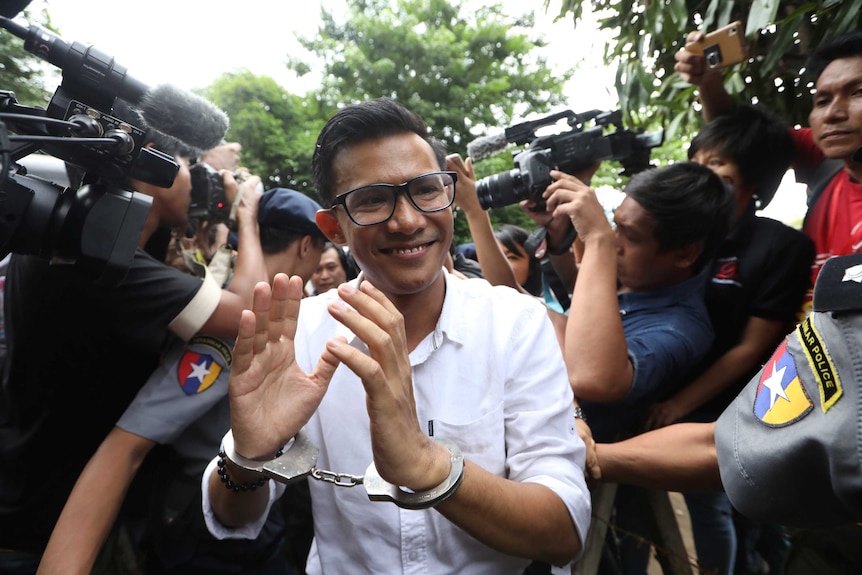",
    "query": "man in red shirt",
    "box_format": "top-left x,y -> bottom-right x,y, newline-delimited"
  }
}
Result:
675,29 -> 862,313
671,28 -> 862,575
